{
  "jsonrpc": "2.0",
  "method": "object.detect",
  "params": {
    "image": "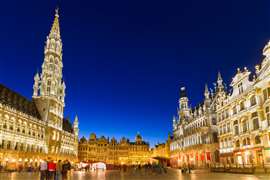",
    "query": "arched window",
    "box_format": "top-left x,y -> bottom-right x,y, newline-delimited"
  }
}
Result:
235,140 -> 240,148
228,138 -> 232,147
265,106 -> 270,127
233,106 -> 237,115
234,125 -> 239,135
263,87 -> 270,101
240,101 -> 245,111
252,116 -> 259,130
47,80 -> 51,86
243,139 -> 247,146
247,138 -> 251,145
242,120 -> 248,133
224,138 -> 227,147
7,141 -> 11,149
253,119 -> 259,130
255,136 -> 261,144
250,95 -> 256,106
